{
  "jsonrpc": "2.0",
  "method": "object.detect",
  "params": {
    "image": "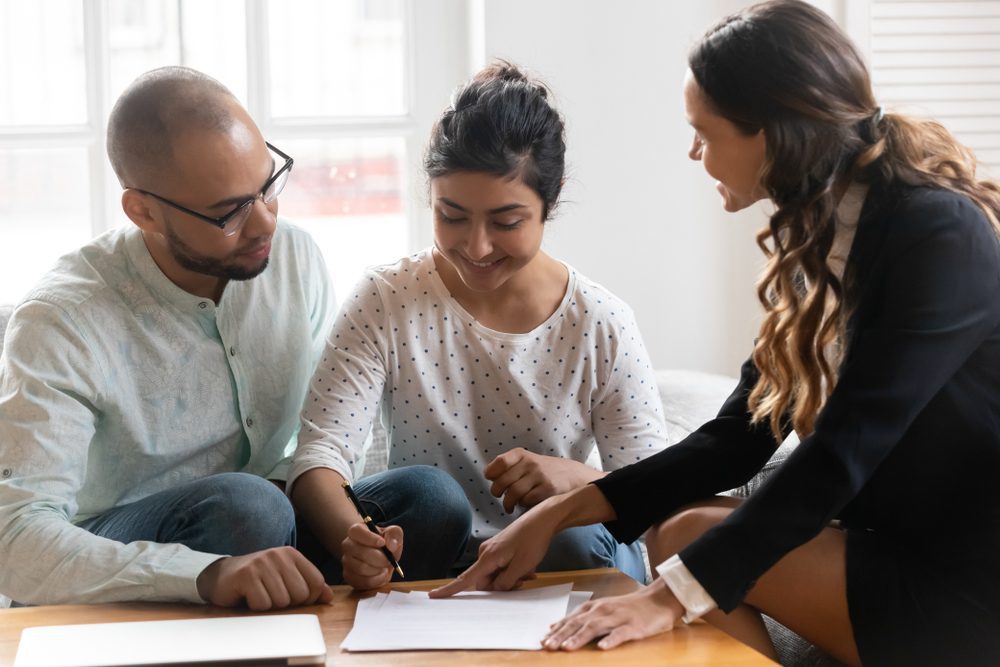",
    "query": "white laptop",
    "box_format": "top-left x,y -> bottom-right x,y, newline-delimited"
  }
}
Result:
14,614 -> 326,667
